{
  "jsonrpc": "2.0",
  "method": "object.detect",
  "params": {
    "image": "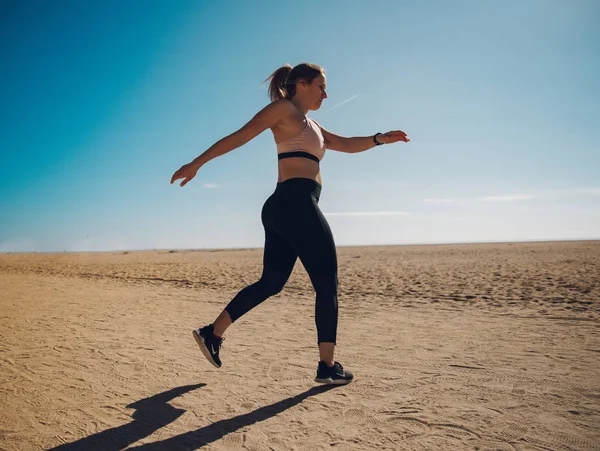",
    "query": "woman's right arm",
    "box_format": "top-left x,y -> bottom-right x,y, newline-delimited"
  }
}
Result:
171,99 -> 287,187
